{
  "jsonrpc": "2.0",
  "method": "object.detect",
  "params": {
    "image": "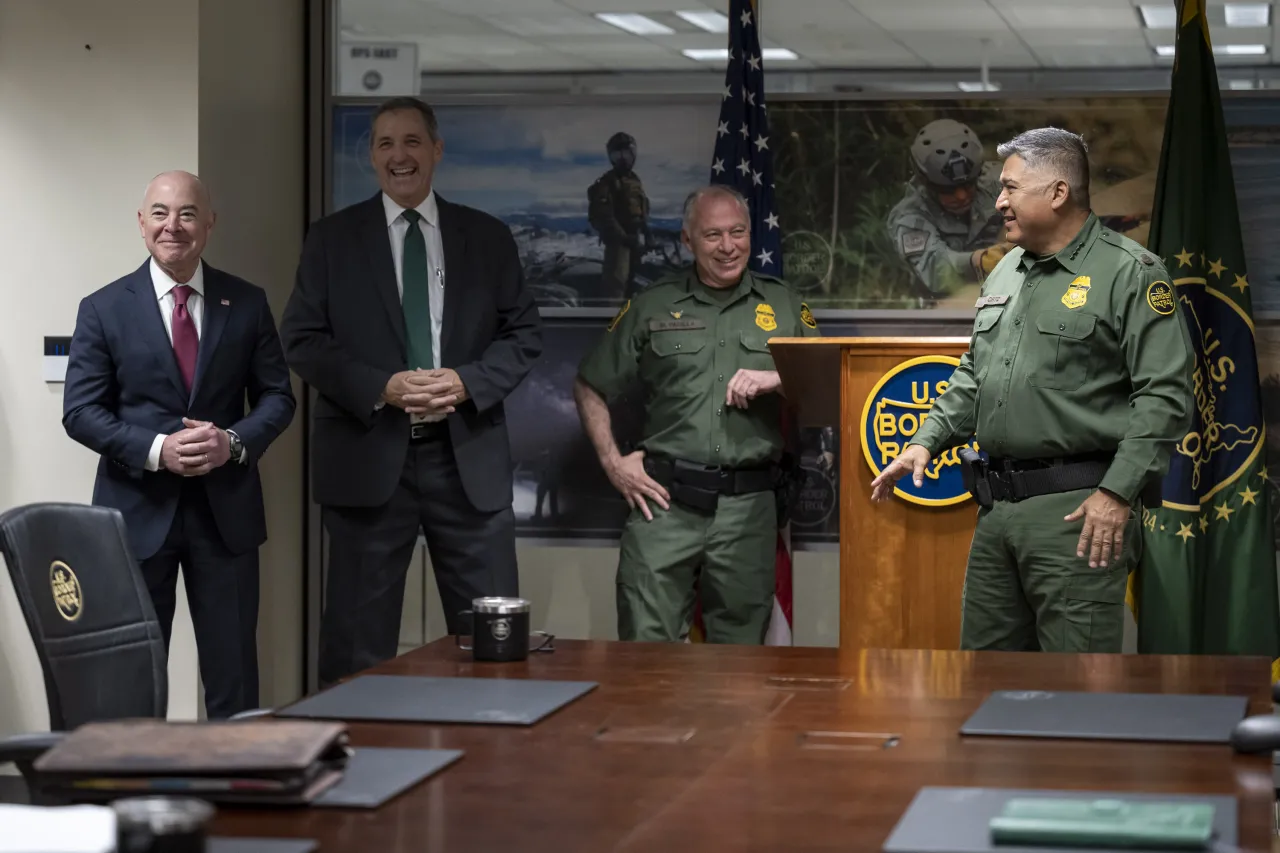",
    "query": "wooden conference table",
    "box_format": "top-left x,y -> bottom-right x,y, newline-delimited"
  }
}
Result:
213,640 -> 1276,852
